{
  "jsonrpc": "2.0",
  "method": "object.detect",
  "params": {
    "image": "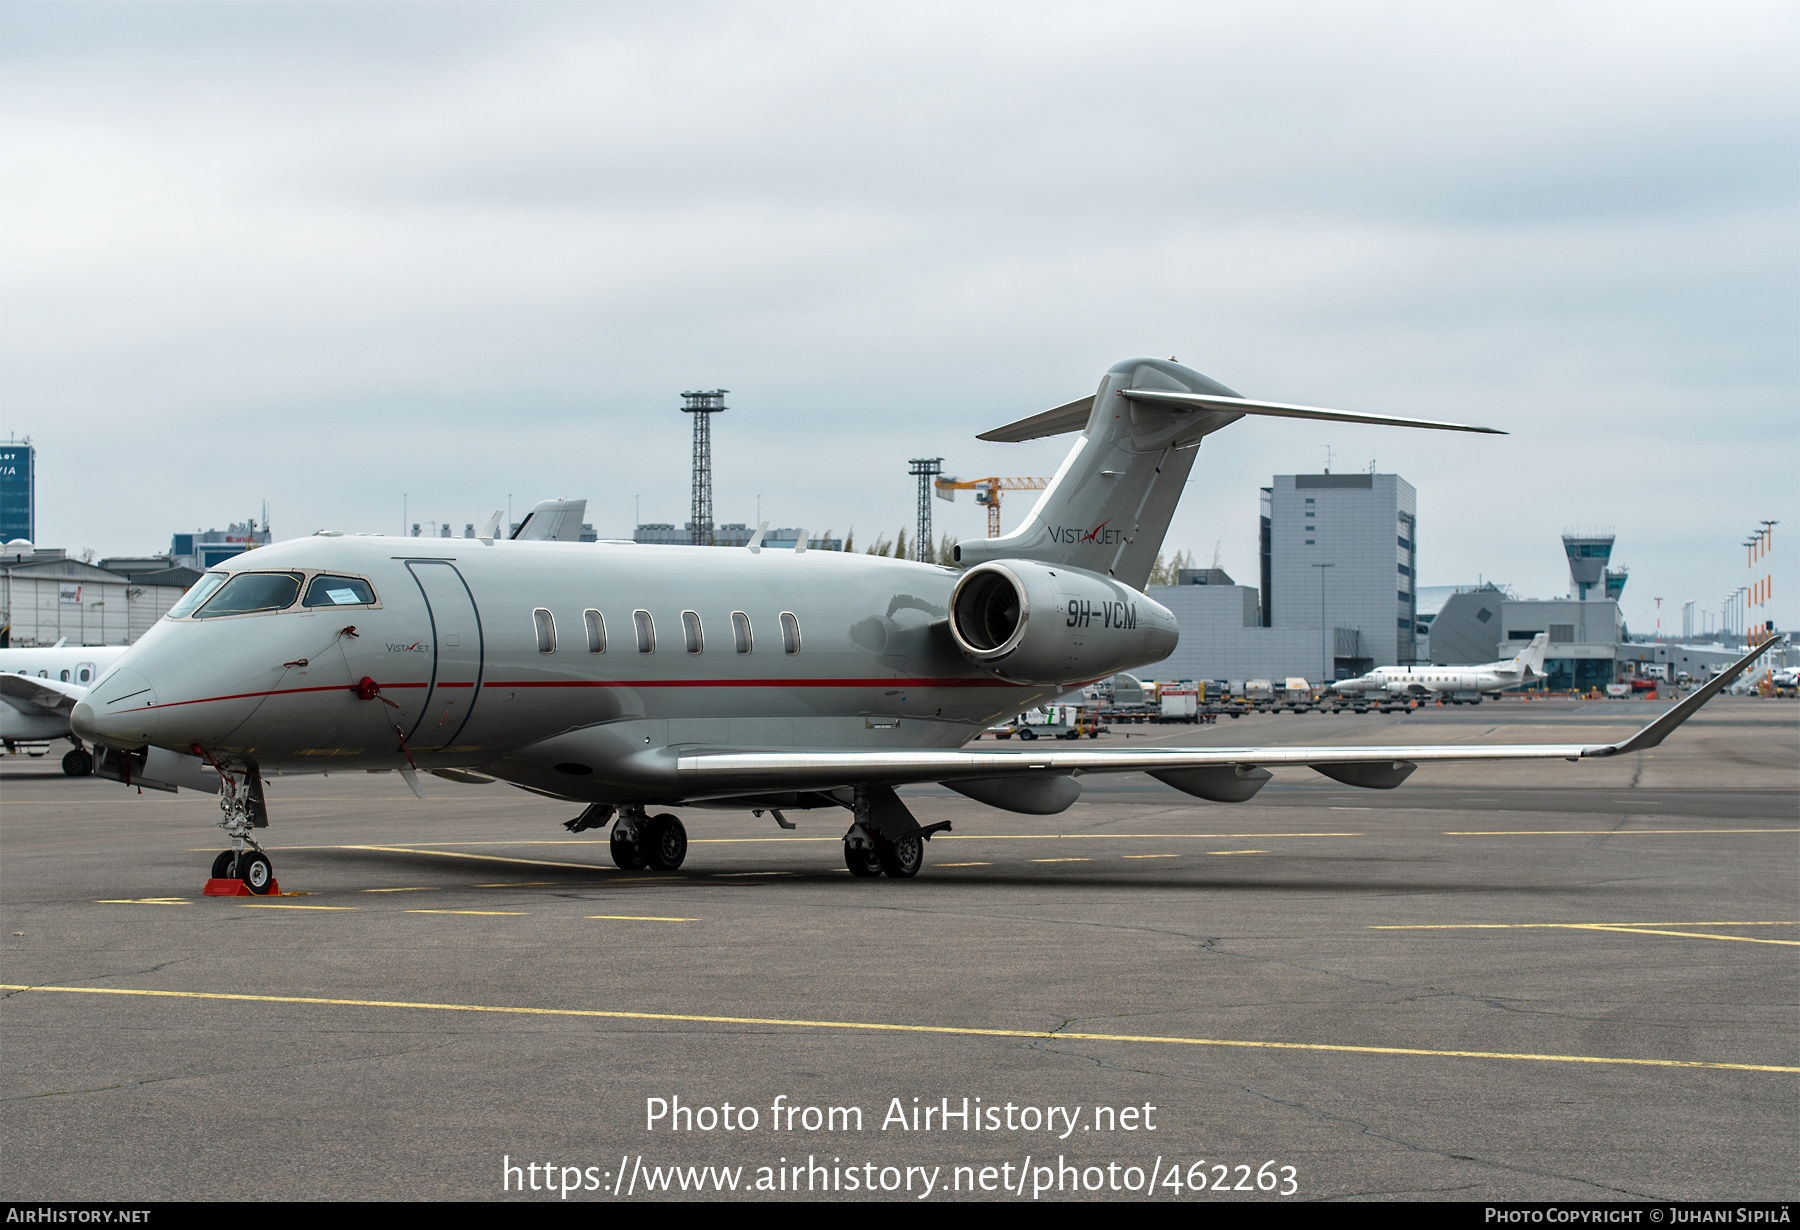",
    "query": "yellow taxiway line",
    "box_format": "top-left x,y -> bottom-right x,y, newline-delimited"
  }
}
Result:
1,984 -> 1790,1075
1372,921 -> 1799,946
1442,829 -> 1797,836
